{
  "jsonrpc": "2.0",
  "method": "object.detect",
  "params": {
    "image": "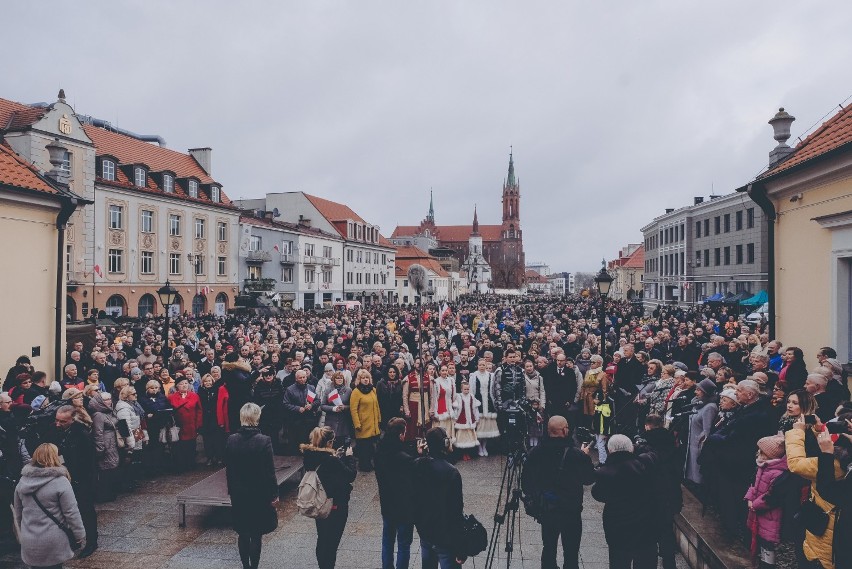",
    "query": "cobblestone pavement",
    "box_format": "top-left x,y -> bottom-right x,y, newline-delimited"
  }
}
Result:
2,455 -> 689,569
